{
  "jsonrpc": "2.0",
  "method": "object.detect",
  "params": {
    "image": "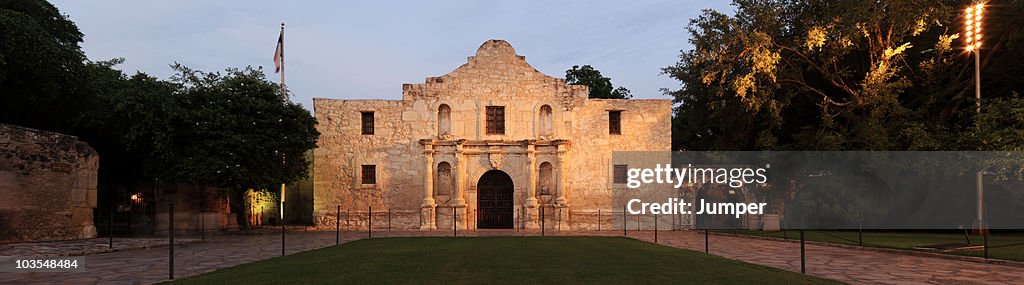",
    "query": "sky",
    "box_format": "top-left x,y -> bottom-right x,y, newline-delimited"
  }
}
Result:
51,1 -> 734,111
